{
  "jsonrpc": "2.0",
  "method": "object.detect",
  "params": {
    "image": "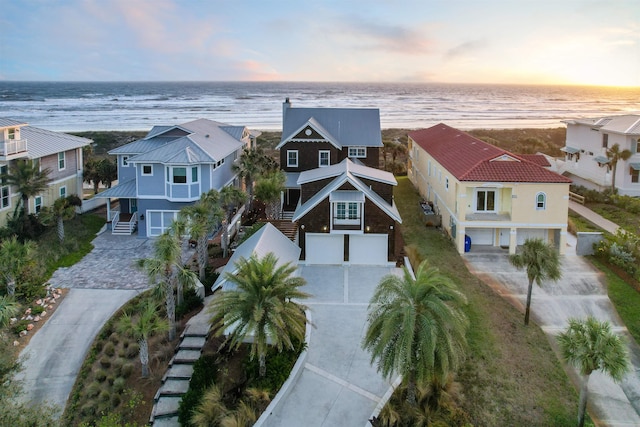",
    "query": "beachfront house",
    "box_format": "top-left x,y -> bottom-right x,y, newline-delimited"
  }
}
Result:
561,114 -> 640,196
408,123 -> 571,255
0,118 -> 91,228
95,118 -> 258,237
277,99 -> 401,265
